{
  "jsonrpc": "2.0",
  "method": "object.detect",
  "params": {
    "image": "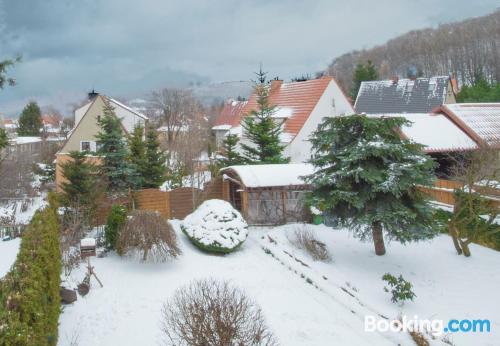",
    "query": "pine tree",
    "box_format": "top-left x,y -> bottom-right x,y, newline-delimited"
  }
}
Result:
306,114 -> 437,255
350,60 -> 379,100
219,134 -> 244,167
240,68 -> 289,164
128,124 -> 146,188
60,151 -> 101,223
96,101 -> 139,193
143,125 -> 167,188
17,101 -> 42,136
